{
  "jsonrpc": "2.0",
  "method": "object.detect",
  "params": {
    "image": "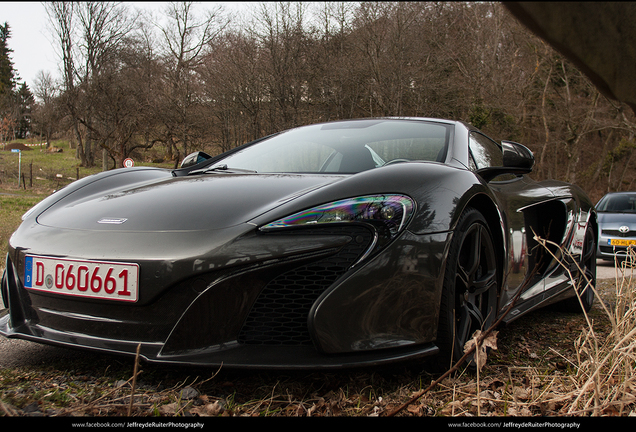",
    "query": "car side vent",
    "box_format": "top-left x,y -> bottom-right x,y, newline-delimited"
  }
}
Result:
238,226 -> 374,346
